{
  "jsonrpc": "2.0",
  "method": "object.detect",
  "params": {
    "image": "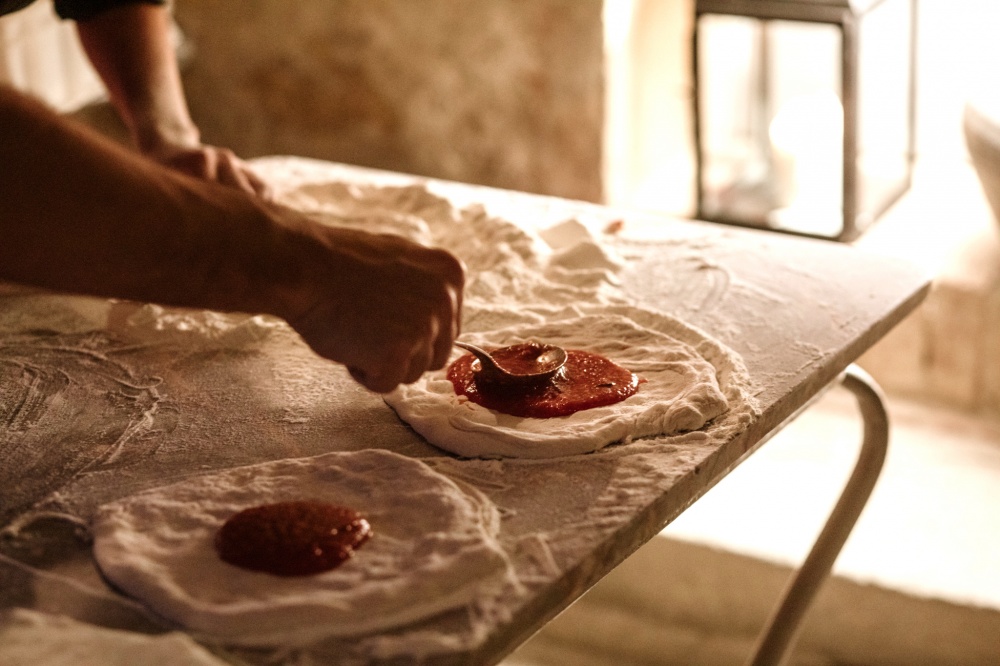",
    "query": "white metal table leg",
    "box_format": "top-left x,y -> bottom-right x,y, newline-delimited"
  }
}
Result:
746,364 -> 889,666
